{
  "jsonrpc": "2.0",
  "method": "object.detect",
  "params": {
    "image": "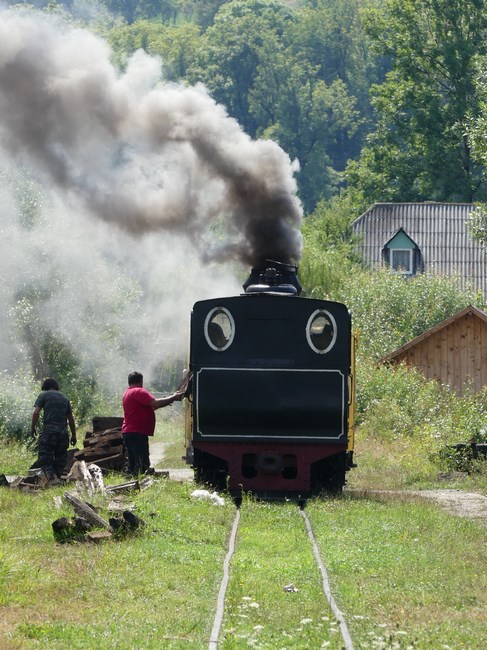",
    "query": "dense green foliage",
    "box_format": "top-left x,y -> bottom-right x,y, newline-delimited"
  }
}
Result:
347,0 -> 487,212
100,0 -> 380,211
